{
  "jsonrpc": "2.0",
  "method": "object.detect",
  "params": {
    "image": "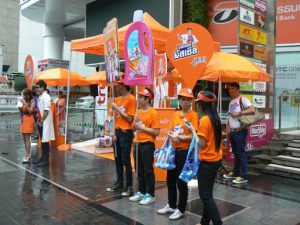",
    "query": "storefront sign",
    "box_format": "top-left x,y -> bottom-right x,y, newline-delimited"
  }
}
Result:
227,119 -> 274,162
38,58 -> 69,72
240,82 -> 253,92
253,81 -> 266,92
166,23 -> 214,88
253,45 -> 267,62
239,7 -> 255,25
275,64 -> 300,89
253,95 -> 266,108
255,13 -> 265,29
239,23 -> 267,45
240,0 -> 254,9
103,18 -> 120,83
255,0 -> 267,14
124,21 -> 154,86
240,41 -> 254,58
